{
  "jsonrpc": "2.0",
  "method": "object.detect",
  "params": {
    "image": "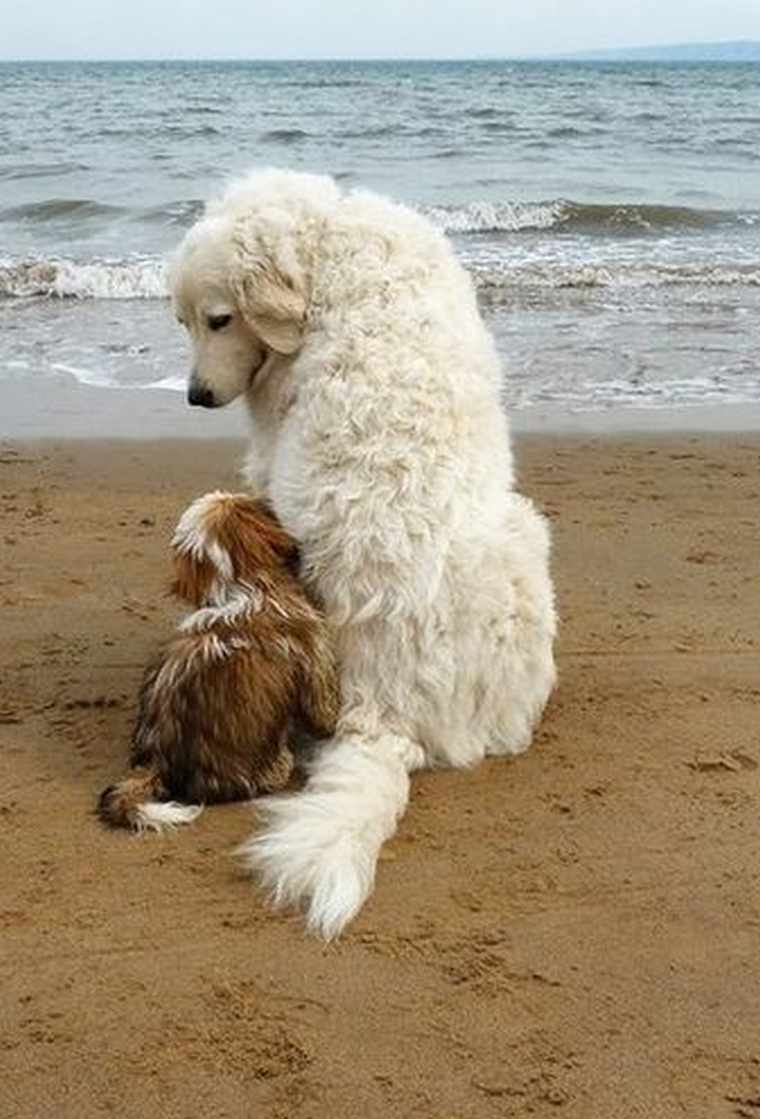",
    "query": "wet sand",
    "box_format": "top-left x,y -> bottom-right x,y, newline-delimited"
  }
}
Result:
1,433 -> 759,1118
